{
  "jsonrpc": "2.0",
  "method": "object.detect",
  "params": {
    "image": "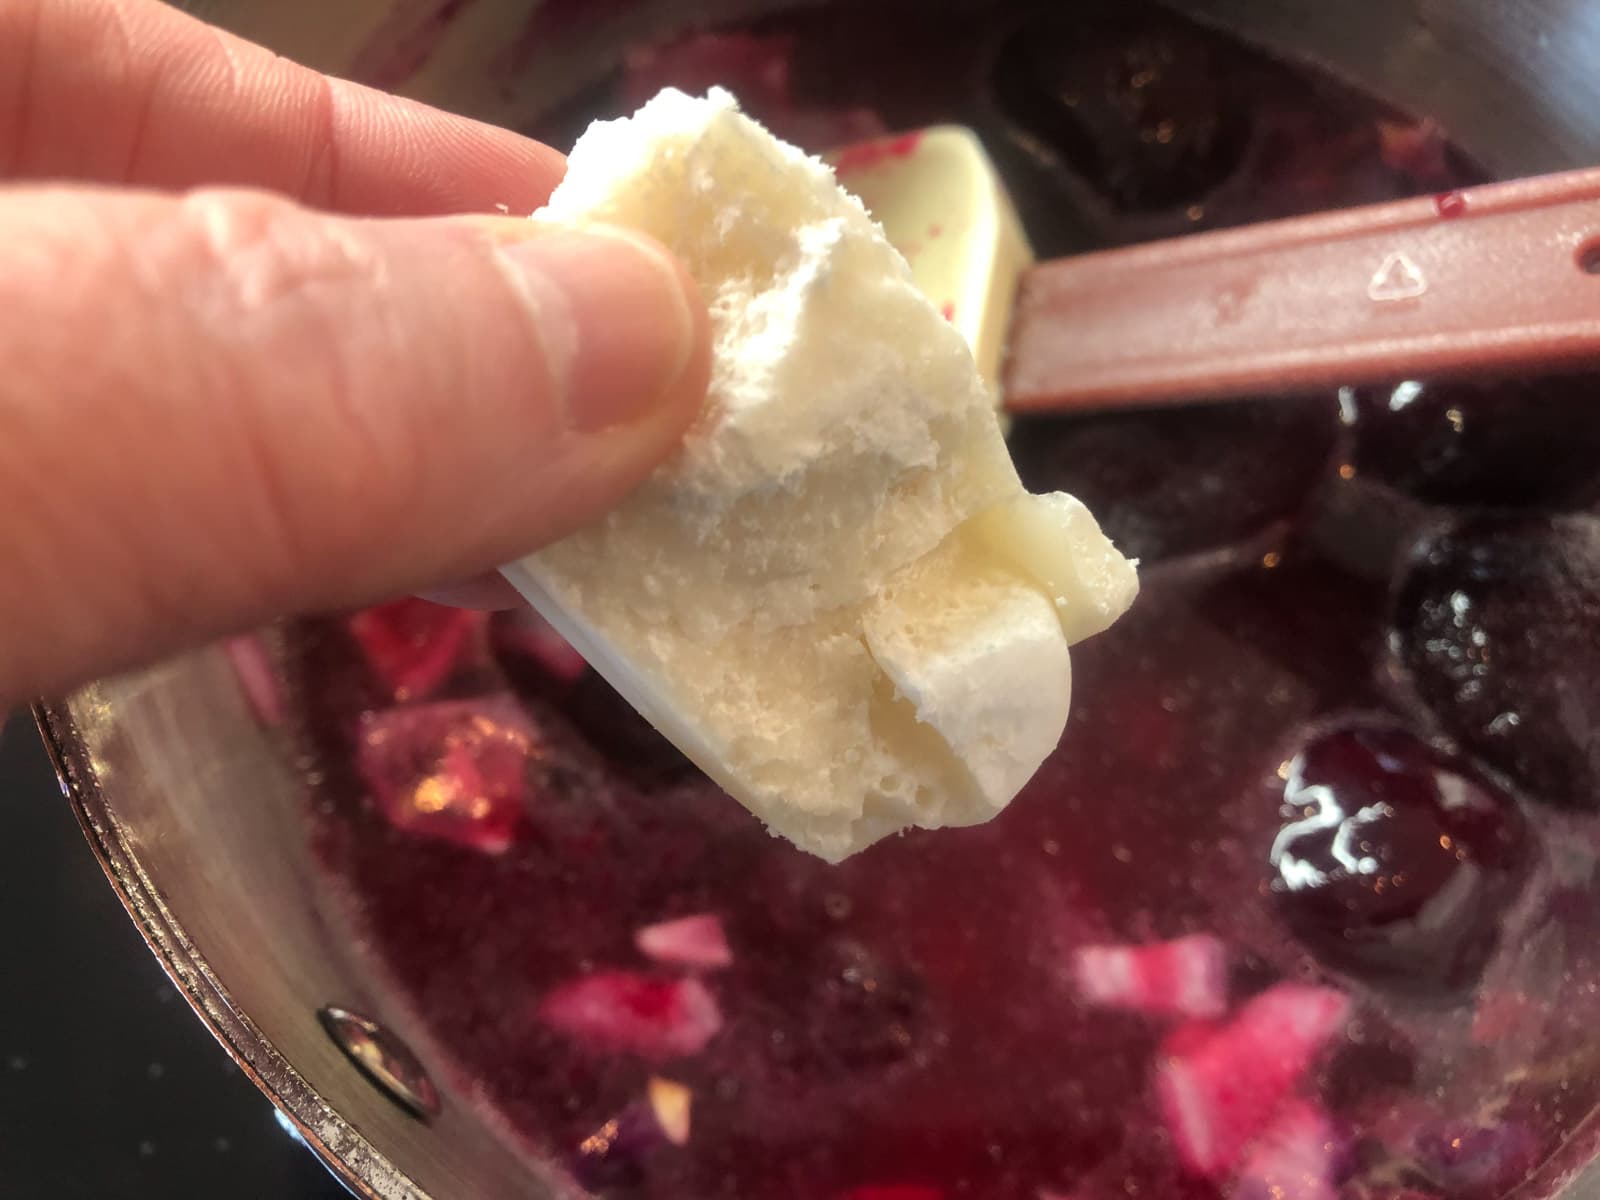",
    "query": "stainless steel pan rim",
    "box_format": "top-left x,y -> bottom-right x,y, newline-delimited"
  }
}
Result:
32,700 -> 412,1200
